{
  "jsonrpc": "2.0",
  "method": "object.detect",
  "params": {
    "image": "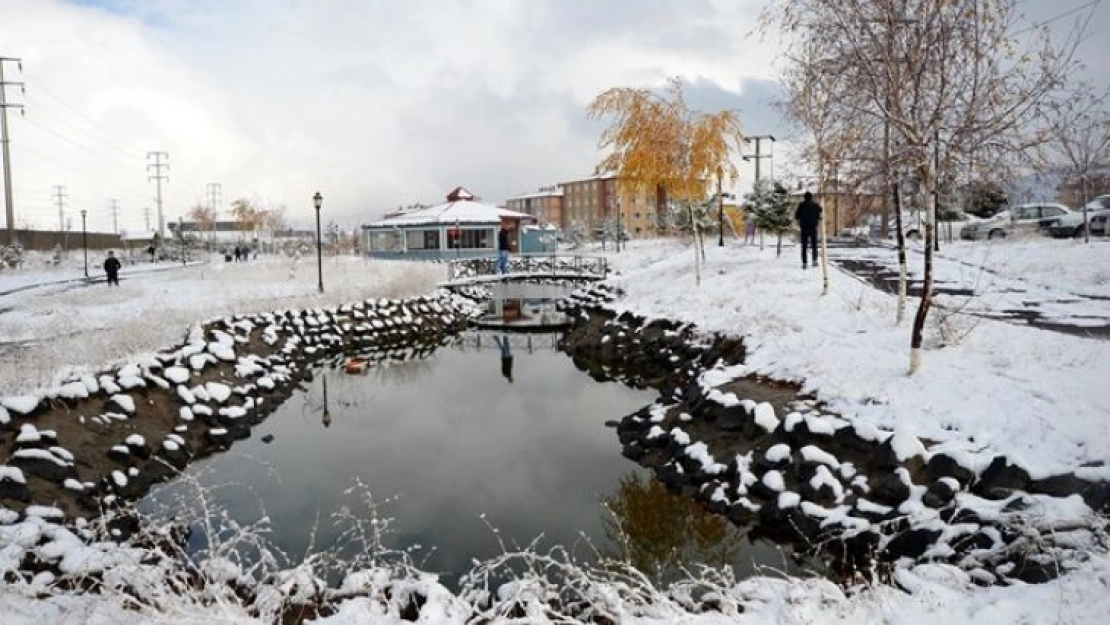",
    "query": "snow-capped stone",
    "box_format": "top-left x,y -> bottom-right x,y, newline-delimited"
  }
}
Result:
778,491 -> 801,508
0,466 -> 26,484
178,407 -> 194,421
111,471 -> 127,487
800,445 -> 841,468
753,402 -> 779,432
204,382 -> 232,403
163,366 -> 190,384
765,444 -> 792,464
57,381 -> 90,400
124,434 -> 145,447
890,430 -> 927,461
762,470 -> 785,492
1,396 -> 40,415
108,394 -> 136,414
